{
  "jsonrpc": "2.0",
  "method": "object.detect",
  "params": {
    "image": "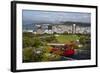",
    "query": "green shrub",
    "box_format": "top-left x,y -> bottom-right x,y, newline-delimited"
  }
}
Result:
23,48 -> 34,62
